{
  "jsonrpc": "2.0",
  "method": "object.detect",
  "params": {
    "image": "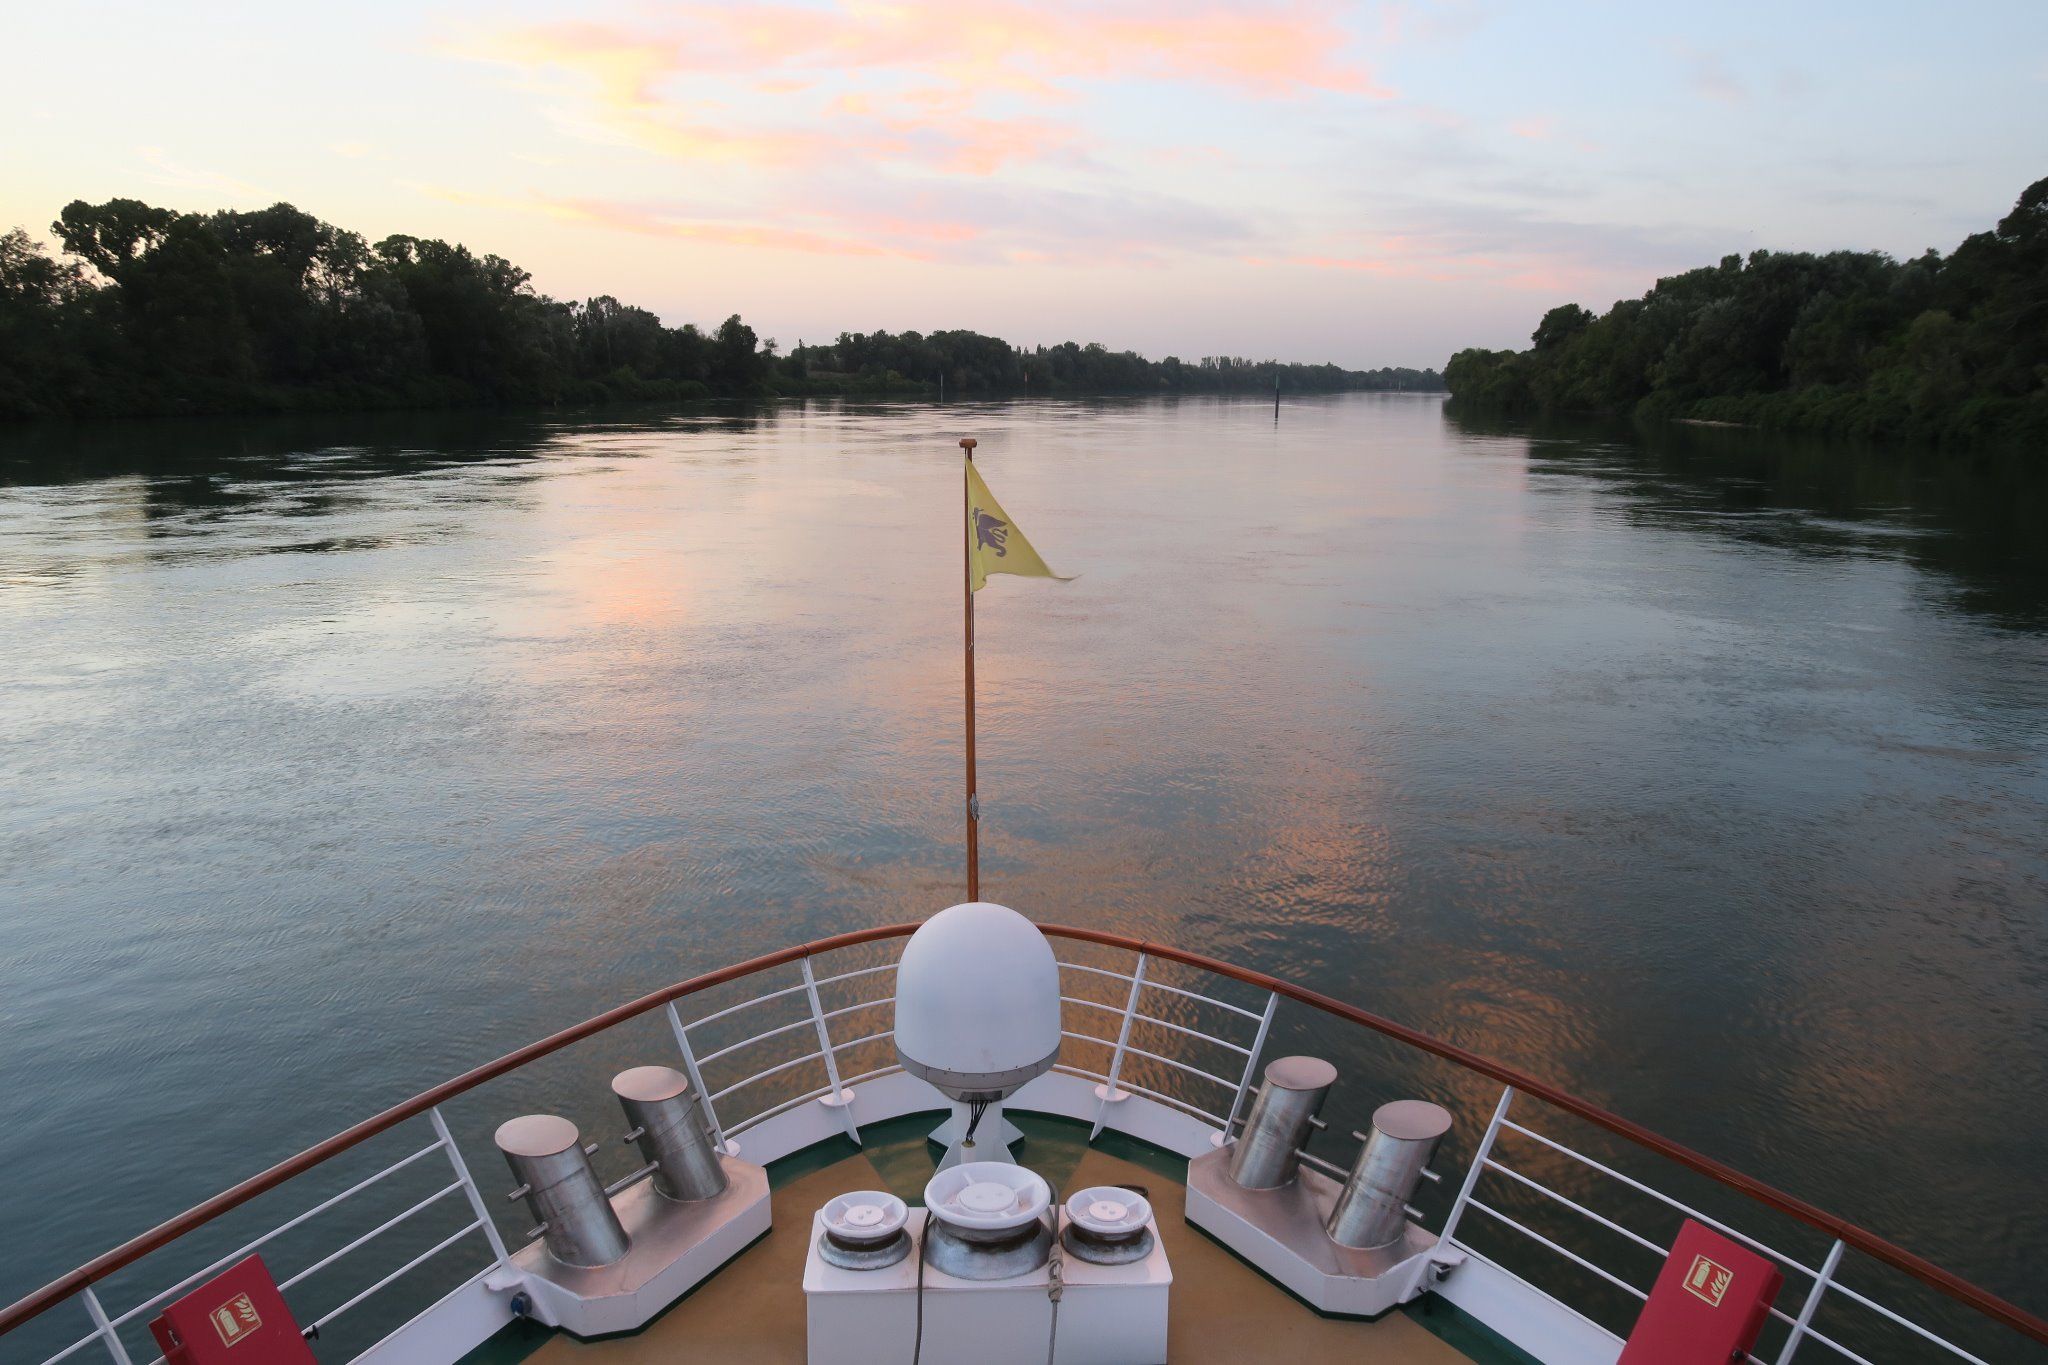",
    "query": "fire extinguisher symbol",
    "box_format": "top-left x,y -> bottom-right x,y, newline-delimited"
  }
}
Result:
1684,1254 -> 1734,1308
210,1292 -> 261,1345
